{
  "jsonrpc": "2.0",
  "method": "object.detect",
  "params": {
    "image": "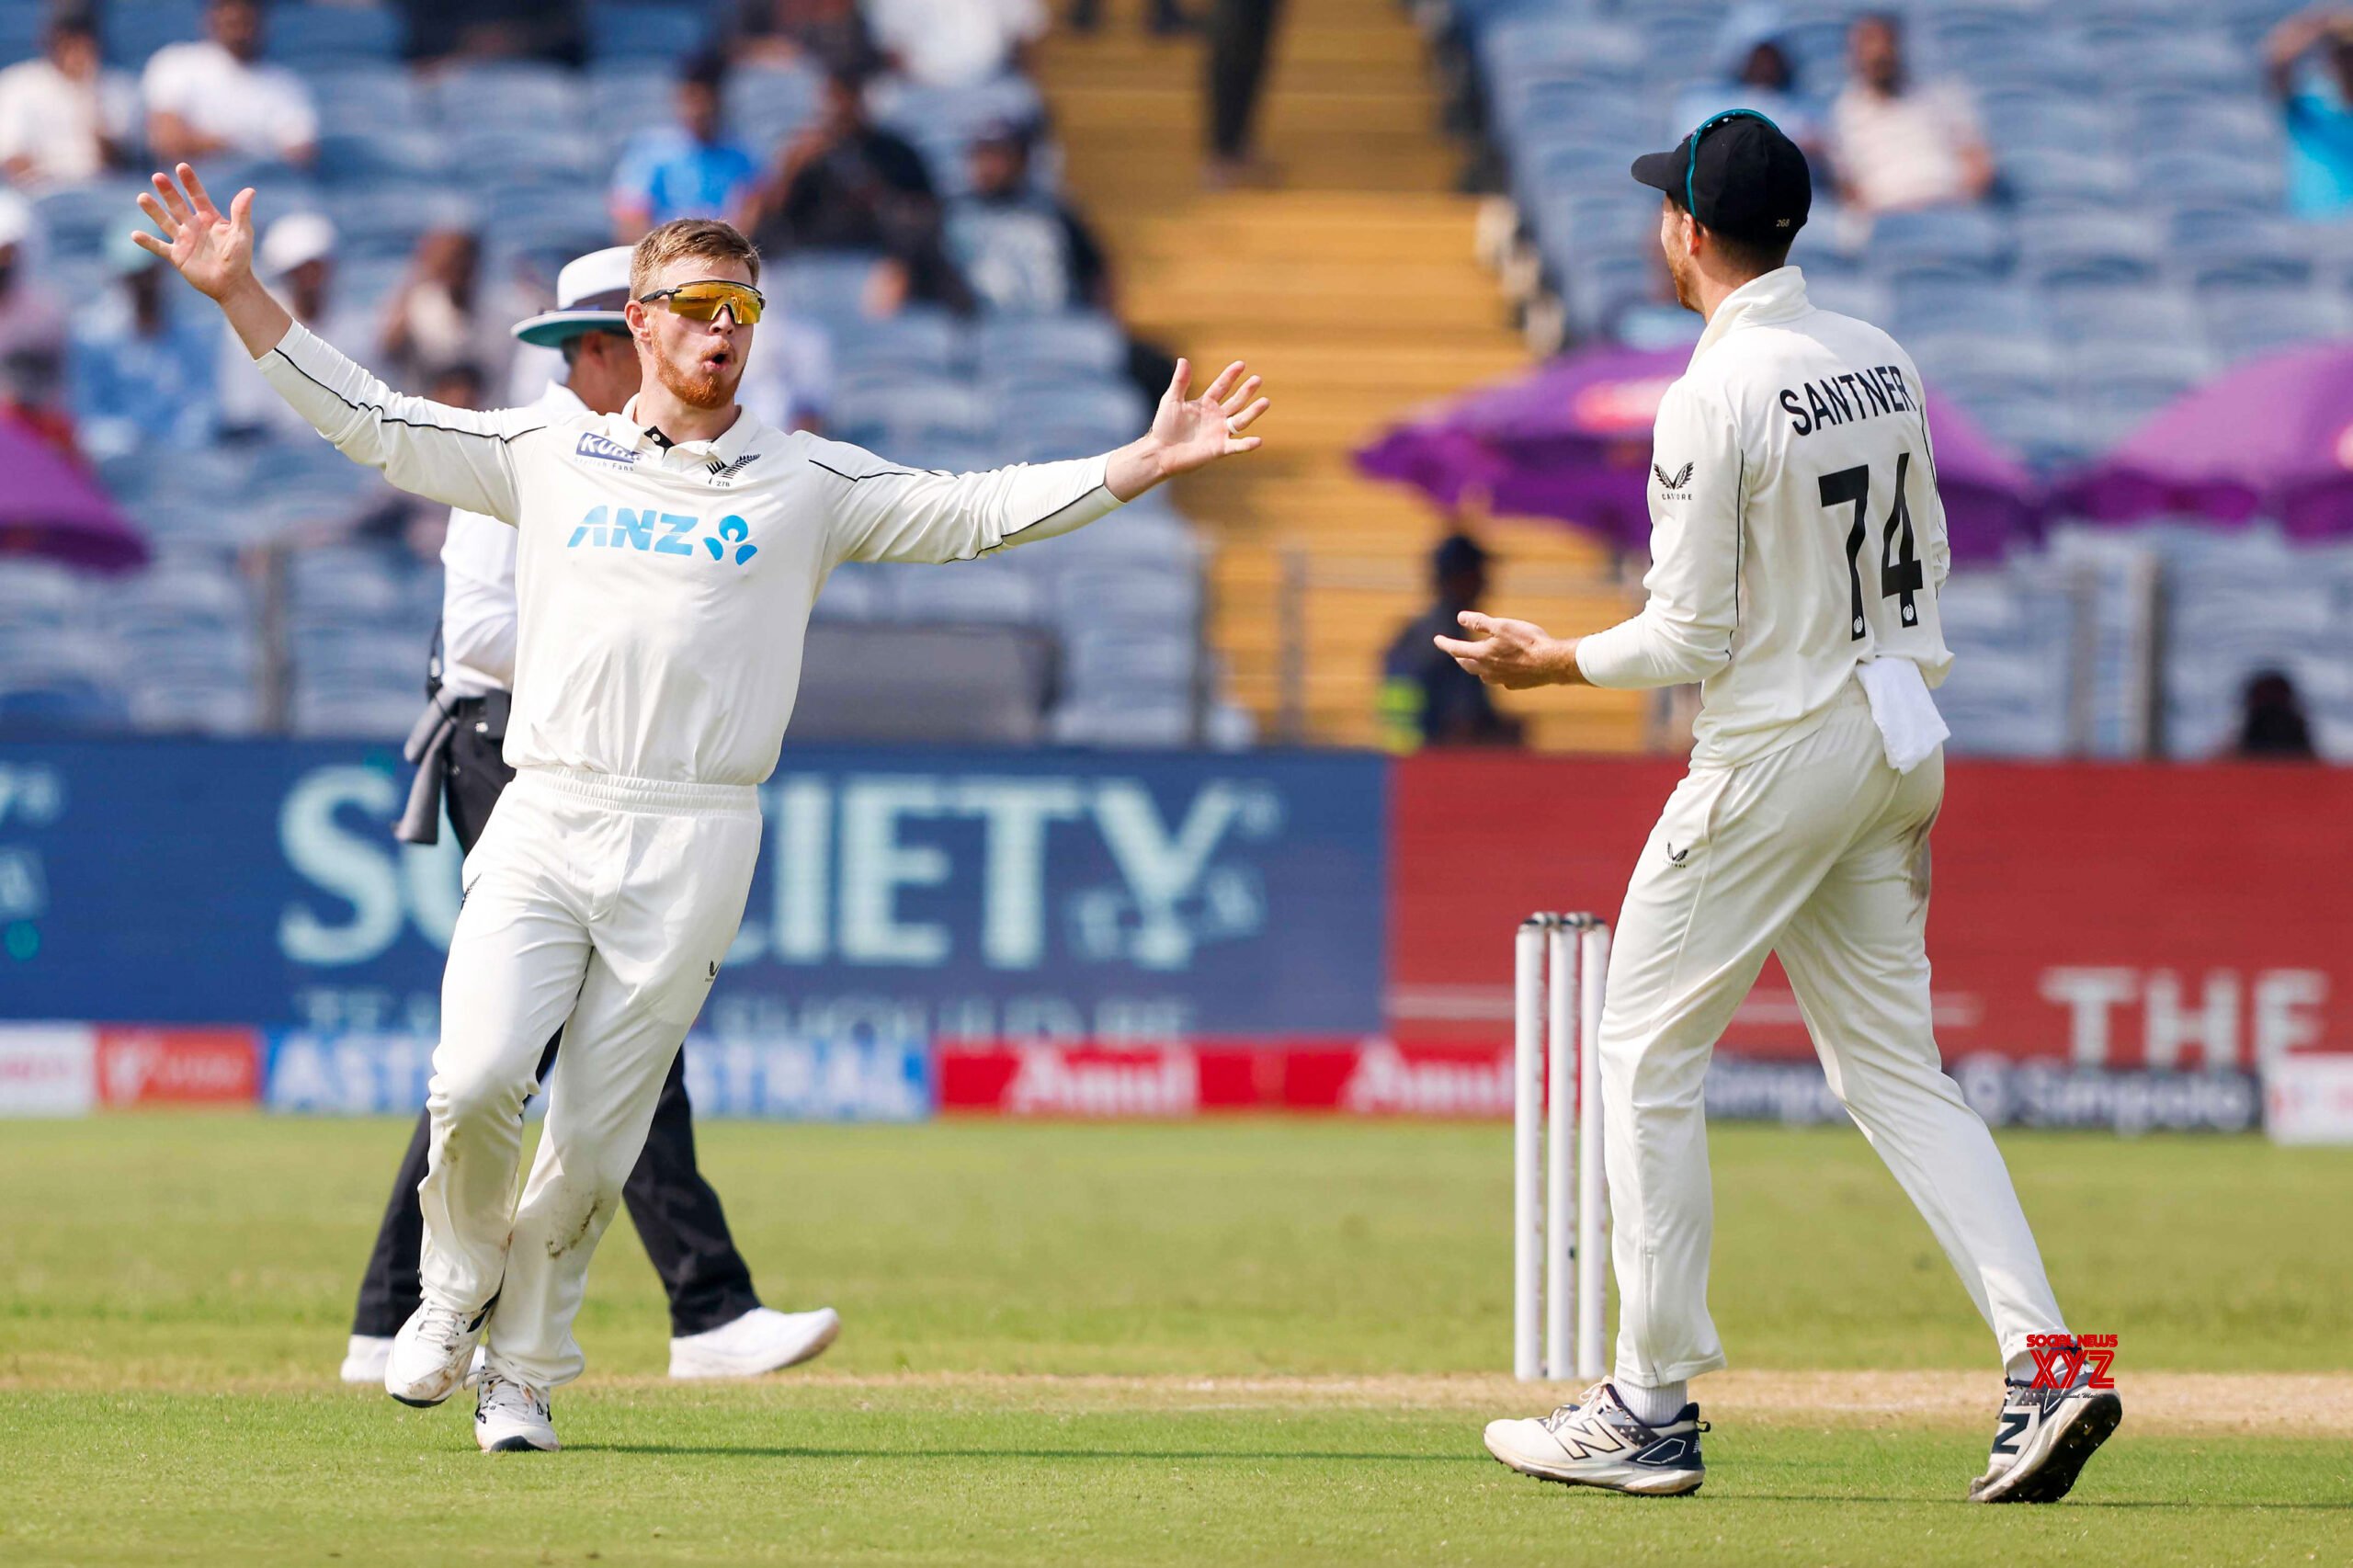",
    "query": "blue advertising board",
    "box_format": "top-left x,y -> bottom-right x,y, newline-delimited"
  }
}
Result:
0,742 -> 1387,1042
